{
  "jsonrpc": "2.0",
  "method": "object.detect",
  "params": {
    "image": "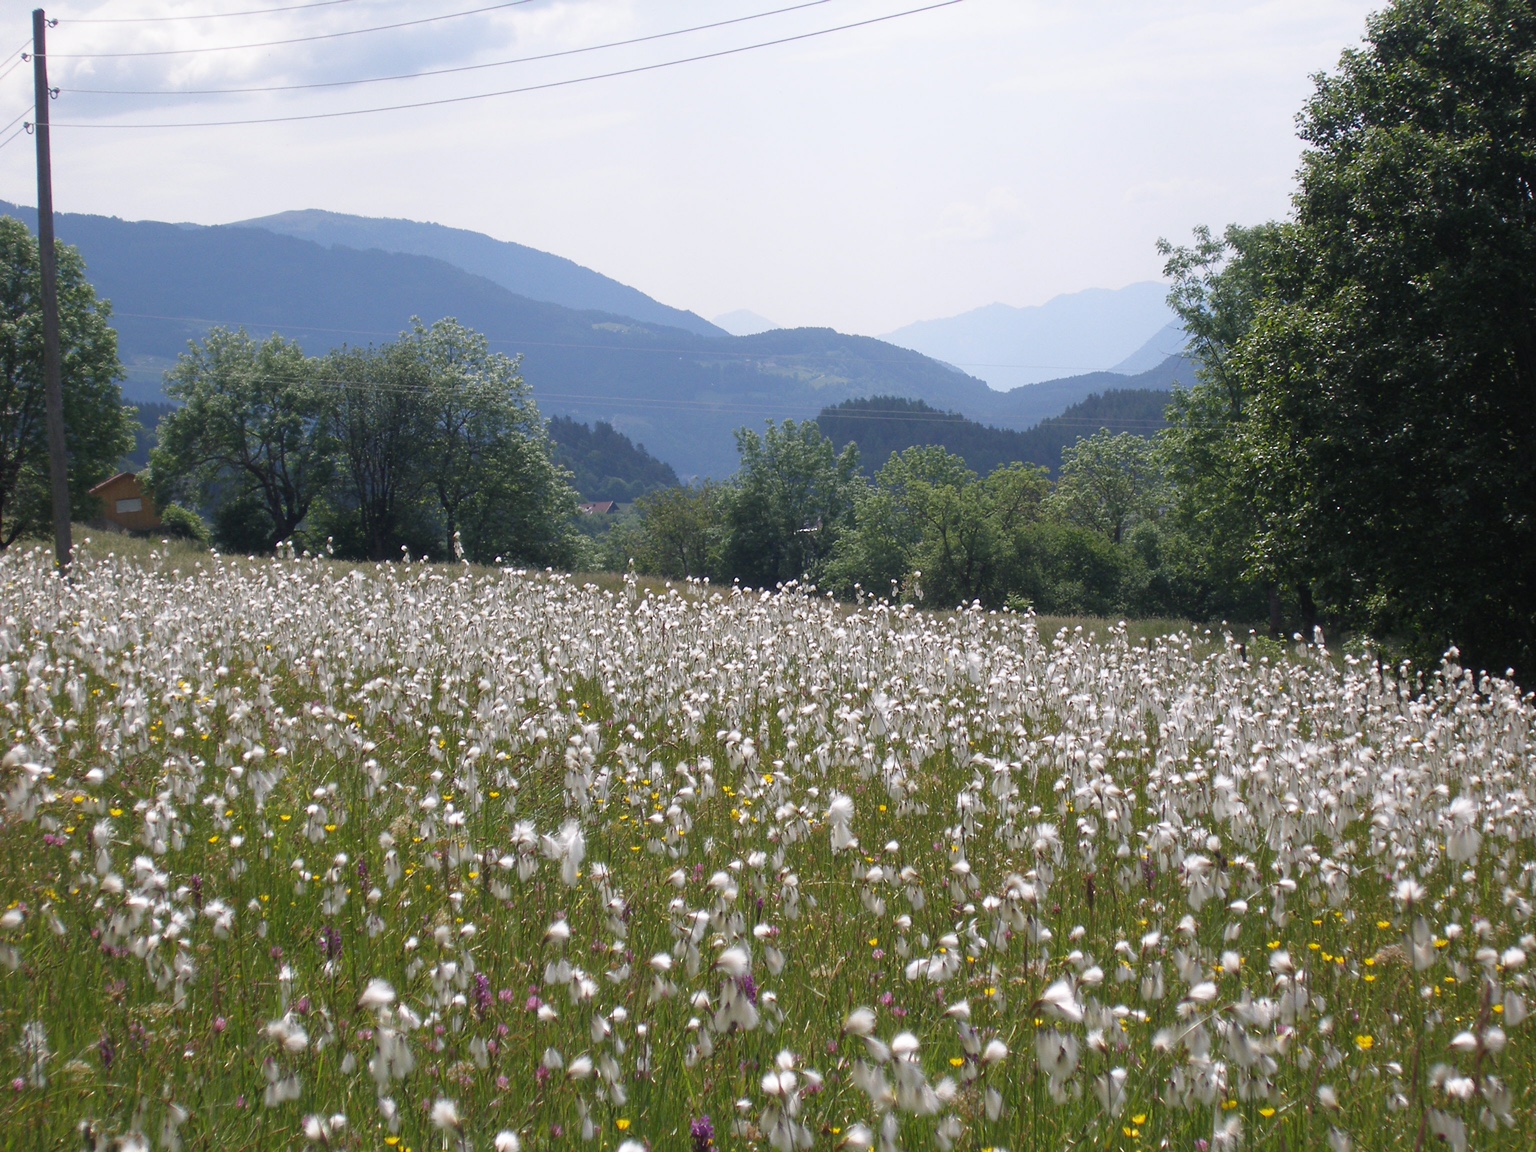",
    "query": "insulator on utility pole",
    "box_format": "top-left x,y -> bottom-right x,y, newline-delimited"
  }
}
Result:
32,7 -> 71,575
